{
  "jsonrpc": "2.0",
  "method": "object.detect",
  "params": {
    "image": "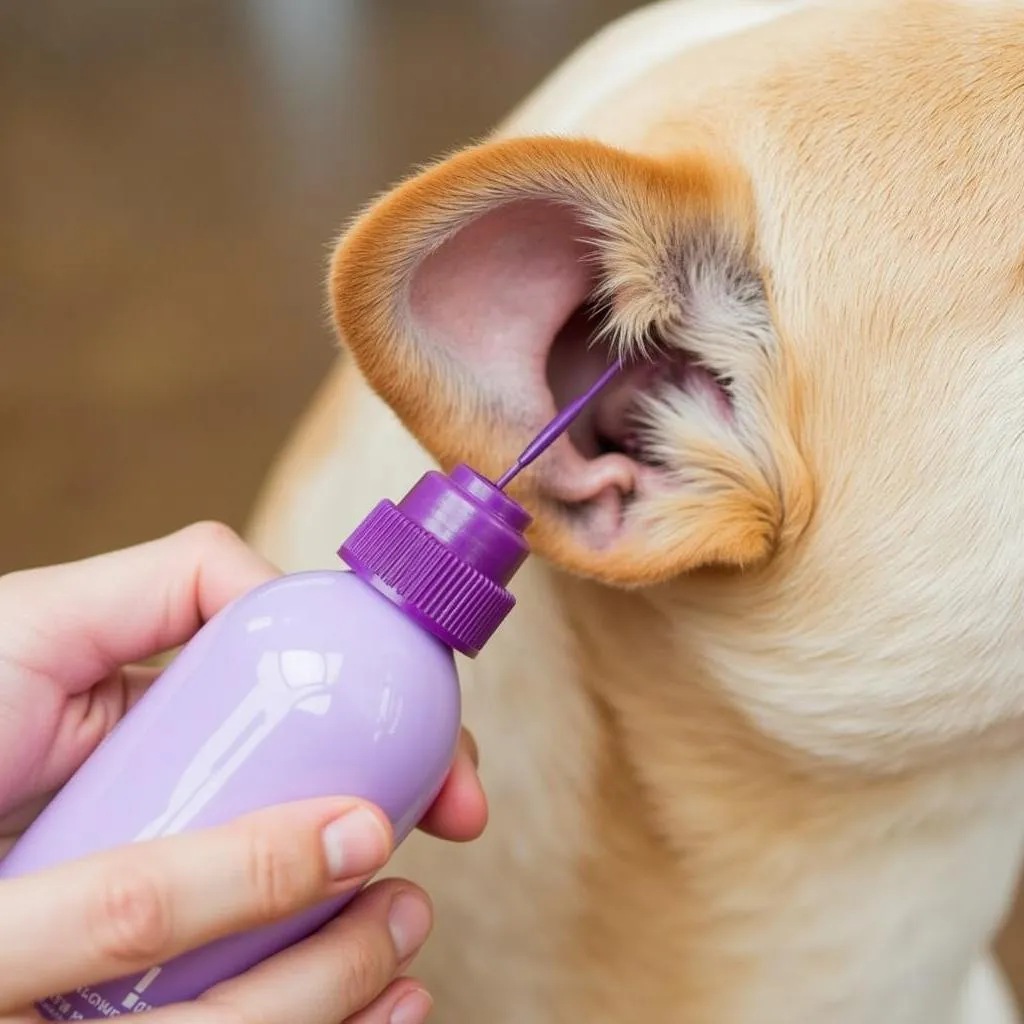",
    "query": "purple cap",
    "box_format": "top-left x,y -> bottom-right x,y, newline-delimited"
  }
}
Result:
338,465 -> 532,657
